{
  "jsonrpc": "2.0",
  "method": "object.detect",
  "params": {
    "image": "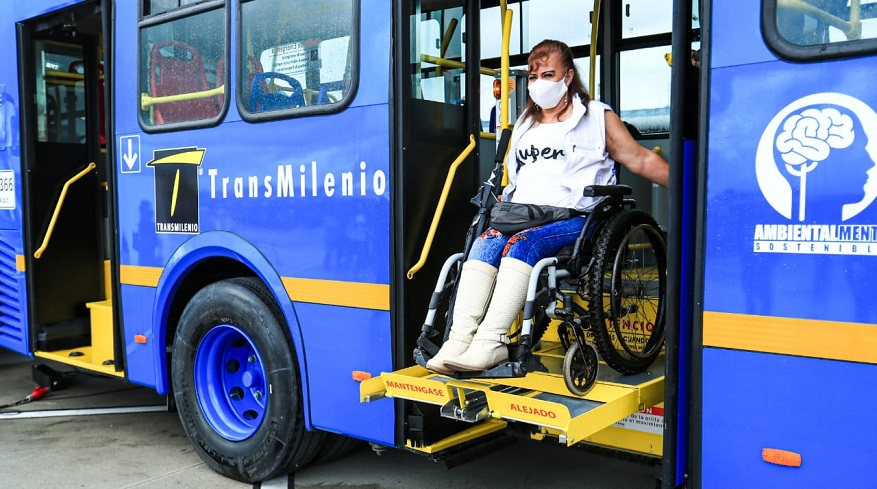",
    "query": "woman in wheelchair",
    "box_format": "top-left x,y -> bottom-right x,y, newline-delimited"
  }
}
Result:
426,39 -> 669,376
